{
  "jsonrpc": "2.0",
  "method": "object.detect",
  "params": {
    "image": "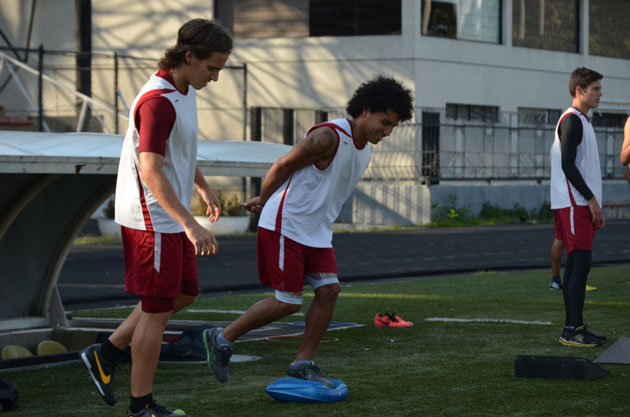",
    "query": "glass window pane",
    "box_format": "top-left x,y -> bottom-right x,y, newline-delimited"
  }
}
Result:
310,0 -> 401,36
217,0 -> 401,39
447,103 -> 499,122
589,0 -> 630,59
593,112 -> 627,128
512,0 -> 578,53
422,0 -> 501,44
518,107 -> 561,126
